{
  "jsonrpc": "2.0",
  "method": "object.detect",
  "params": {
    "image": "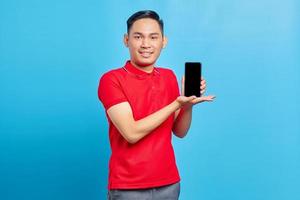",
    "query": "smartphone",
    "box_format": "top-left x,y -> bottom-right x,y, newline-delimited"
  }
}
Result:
184,62 -> 201,97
